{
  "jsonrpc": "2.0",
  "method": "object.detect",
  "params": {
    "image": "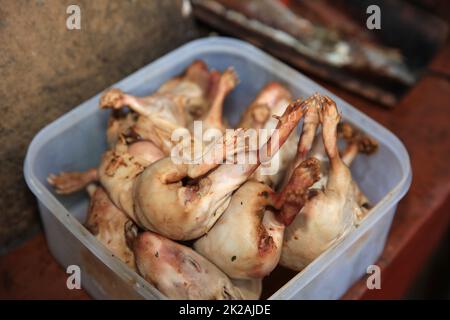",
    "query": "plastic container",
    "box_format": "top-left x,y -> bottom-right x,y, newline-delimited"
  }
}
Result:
24,37 -> 412,300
